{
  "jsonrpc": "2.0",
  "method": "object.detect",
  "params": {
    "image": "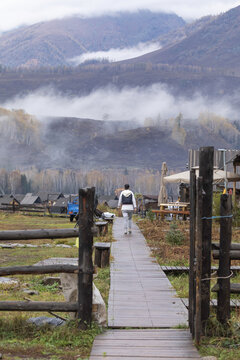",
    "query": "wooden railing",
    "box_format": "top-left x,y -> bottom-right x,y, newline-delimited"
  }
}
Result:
0,187 -> 96,329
